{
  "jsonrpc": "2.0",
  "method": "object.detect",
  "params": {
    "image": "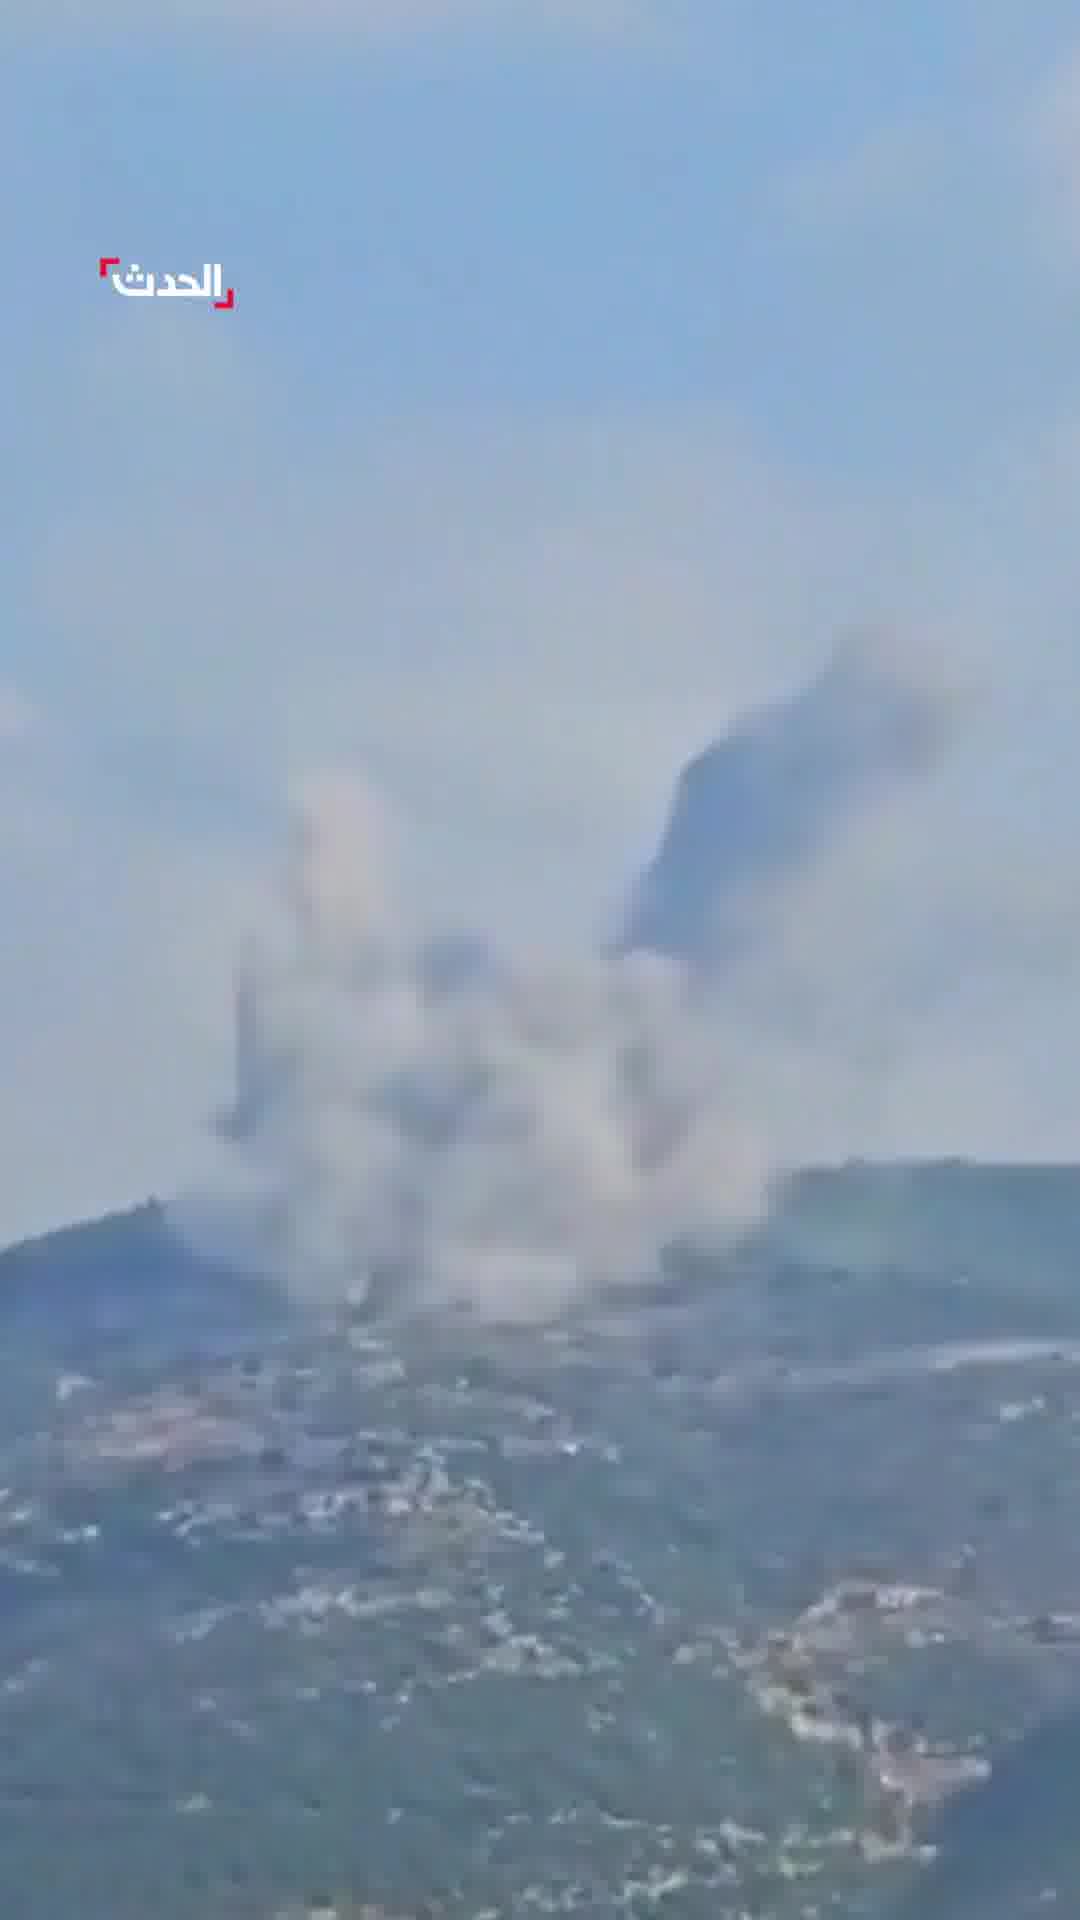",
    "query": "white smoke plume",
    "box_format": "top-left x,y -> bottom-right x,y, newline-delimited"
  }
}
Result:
182,765 -> 773,1319
174,640 -> 1079,1323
